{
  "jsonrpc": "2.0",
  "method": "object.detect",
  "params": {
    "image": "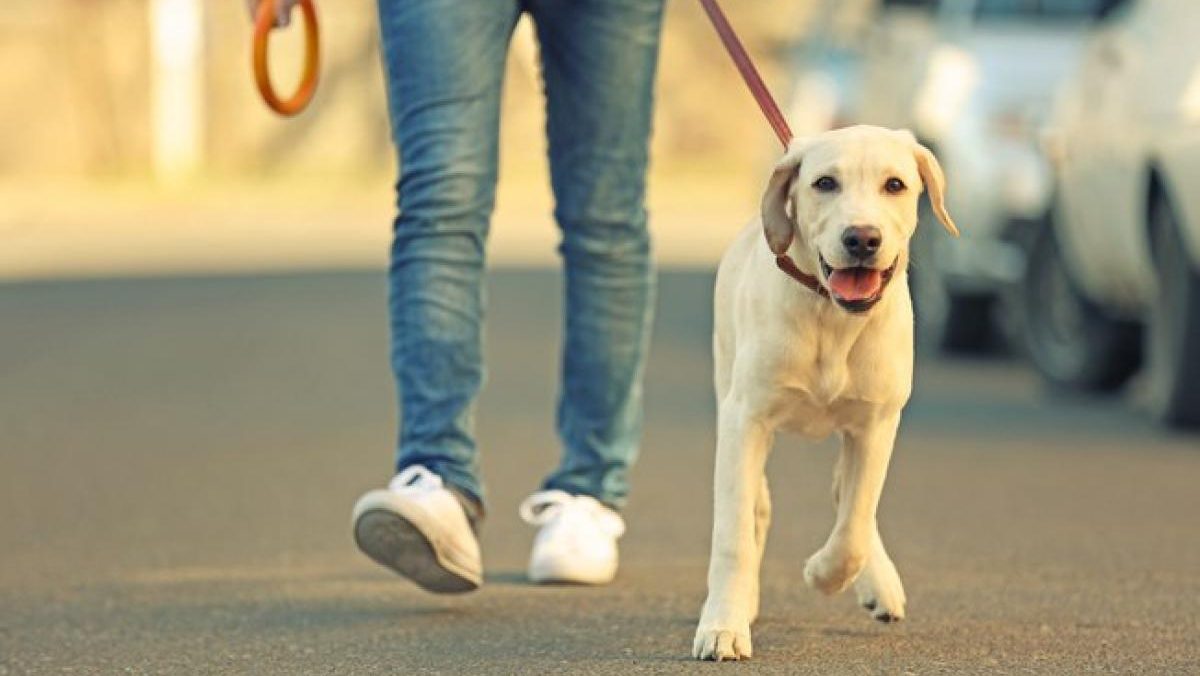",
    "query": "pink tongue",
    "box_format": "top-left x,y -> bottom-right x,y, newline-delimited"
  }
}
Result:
828,268 -> 883,301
